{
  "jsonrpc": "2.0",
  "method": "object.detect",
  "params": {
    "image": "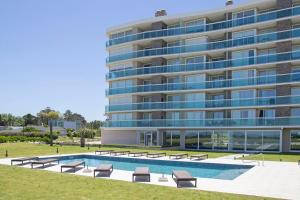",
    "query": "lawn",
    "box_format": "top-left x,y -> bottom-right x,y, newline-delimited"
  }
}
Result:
240,153 -> 300,162
0,142 -> 233,159
0,165 -> 271,200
